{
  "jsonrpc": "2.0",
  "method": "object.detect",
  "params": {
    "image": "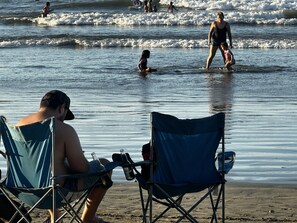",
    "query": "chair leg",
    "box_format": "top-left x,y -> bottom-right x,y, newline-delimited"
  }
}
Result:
0,189 -> 31,223
210,184 -> 225,223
